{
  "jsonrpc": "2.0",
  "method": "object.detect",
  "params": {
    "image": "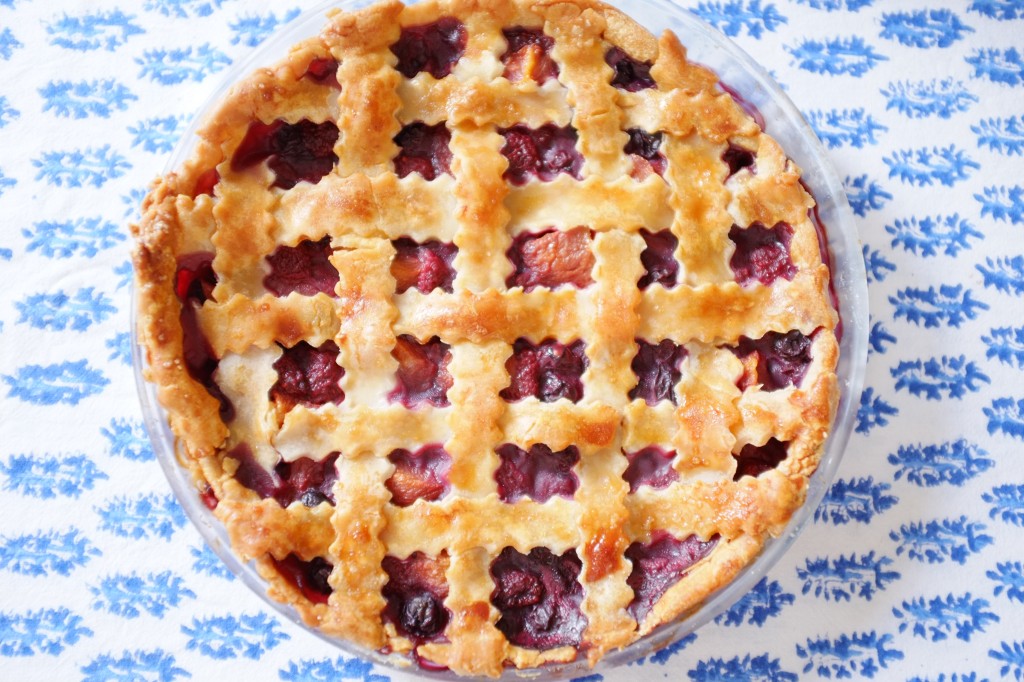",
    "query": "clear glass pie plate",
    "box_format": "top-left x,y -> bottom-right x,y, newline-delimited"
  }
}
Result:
132,0 -> 869,677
